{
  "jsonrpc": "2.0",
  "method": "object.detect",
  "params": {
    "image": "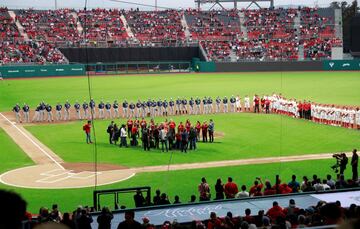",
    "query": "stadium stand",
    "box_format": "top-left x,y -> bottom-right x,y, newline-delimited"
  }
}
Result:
78,8 -> 128,43
124,9 -> 185,46
0,7 -> 343,64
